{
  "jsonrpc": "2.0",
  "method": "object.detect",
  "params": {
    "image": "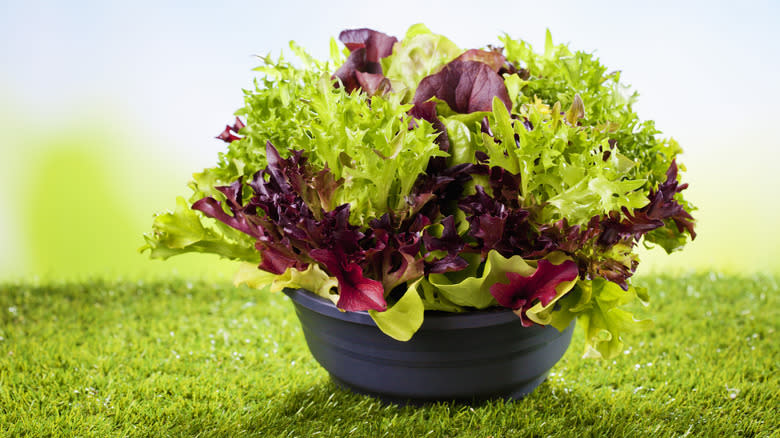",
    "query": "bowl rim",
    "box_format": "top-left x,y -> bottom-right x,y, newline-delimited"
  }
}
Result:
283,287 -> 530,330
